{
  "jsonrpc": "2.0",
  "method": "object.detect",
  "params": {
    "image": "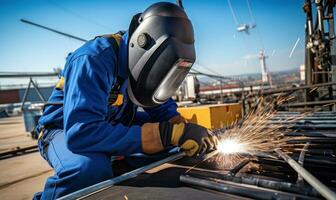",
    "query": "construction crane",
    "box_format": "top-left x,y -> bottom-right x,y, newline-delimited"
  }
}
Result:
236,23 -> 256,34
227,0 -> 257,35
226,0 -> 272,87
